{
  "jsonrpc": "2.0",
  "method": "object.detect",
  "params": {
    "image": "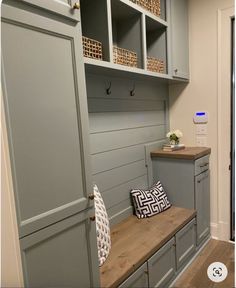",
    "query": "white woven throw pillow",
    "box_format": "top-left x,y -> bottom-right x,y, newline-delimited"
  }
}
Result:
93,184 -> 111,266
